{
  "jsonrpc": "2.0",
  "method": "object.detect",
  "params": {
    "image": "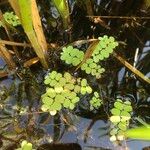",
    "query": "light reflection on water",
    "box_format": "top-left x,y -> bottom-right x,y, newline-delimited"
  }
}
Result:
57,115 -> 150,150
